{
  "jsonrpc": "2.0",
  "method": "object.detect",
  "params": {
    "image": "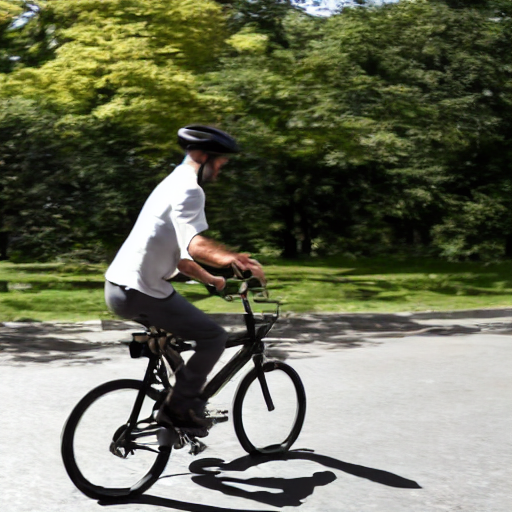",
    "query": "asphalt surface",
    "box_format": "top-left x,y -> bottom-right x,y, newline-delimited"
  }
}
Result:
0,309 -> 511,512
